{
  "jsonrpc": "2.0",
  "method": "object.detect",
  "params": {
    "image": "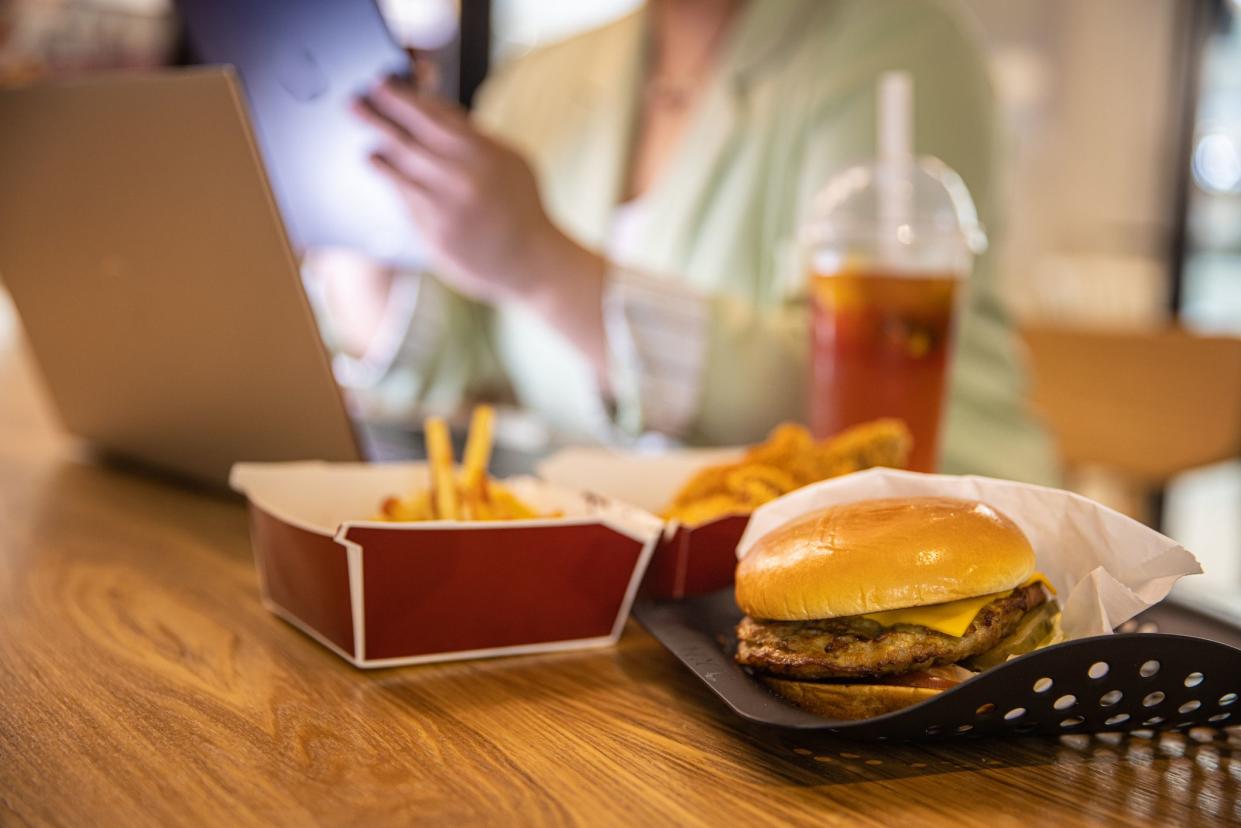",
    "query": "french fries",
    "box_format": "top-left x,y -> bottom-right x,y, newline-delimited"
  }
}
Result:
378,411 -> 910,526
425,416 -> 459,521
377,406 -> 547,522
661,419 -> 912,525
460,405 -> 494,519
